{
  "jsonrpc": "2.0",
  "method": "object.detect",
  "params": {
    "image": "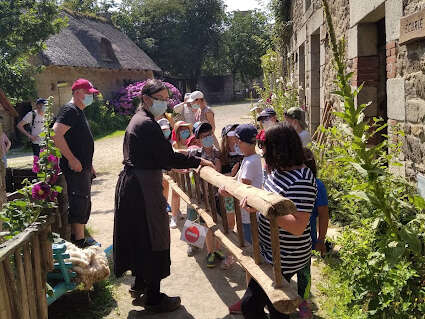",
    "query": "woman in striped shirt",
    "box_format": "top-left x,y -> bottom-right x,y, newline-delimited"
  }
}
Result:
240,123 -> 317,319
